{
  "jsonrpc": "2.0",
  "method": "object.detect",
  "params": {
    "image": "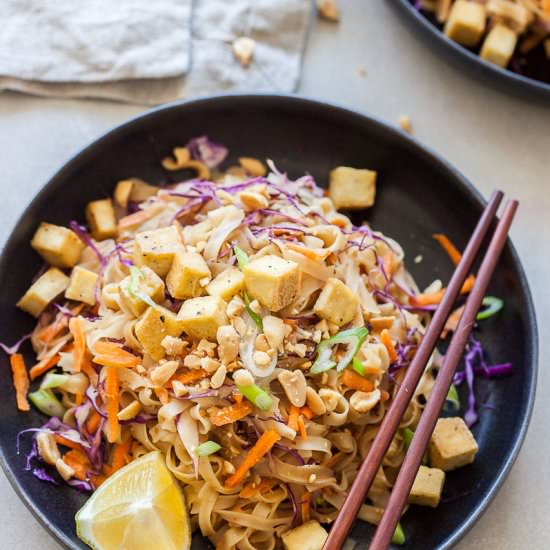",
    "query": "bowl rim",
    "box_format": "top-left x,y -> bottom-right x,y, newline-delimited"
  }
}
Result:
393,0 -> 550,101
0,93 -> 538,550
